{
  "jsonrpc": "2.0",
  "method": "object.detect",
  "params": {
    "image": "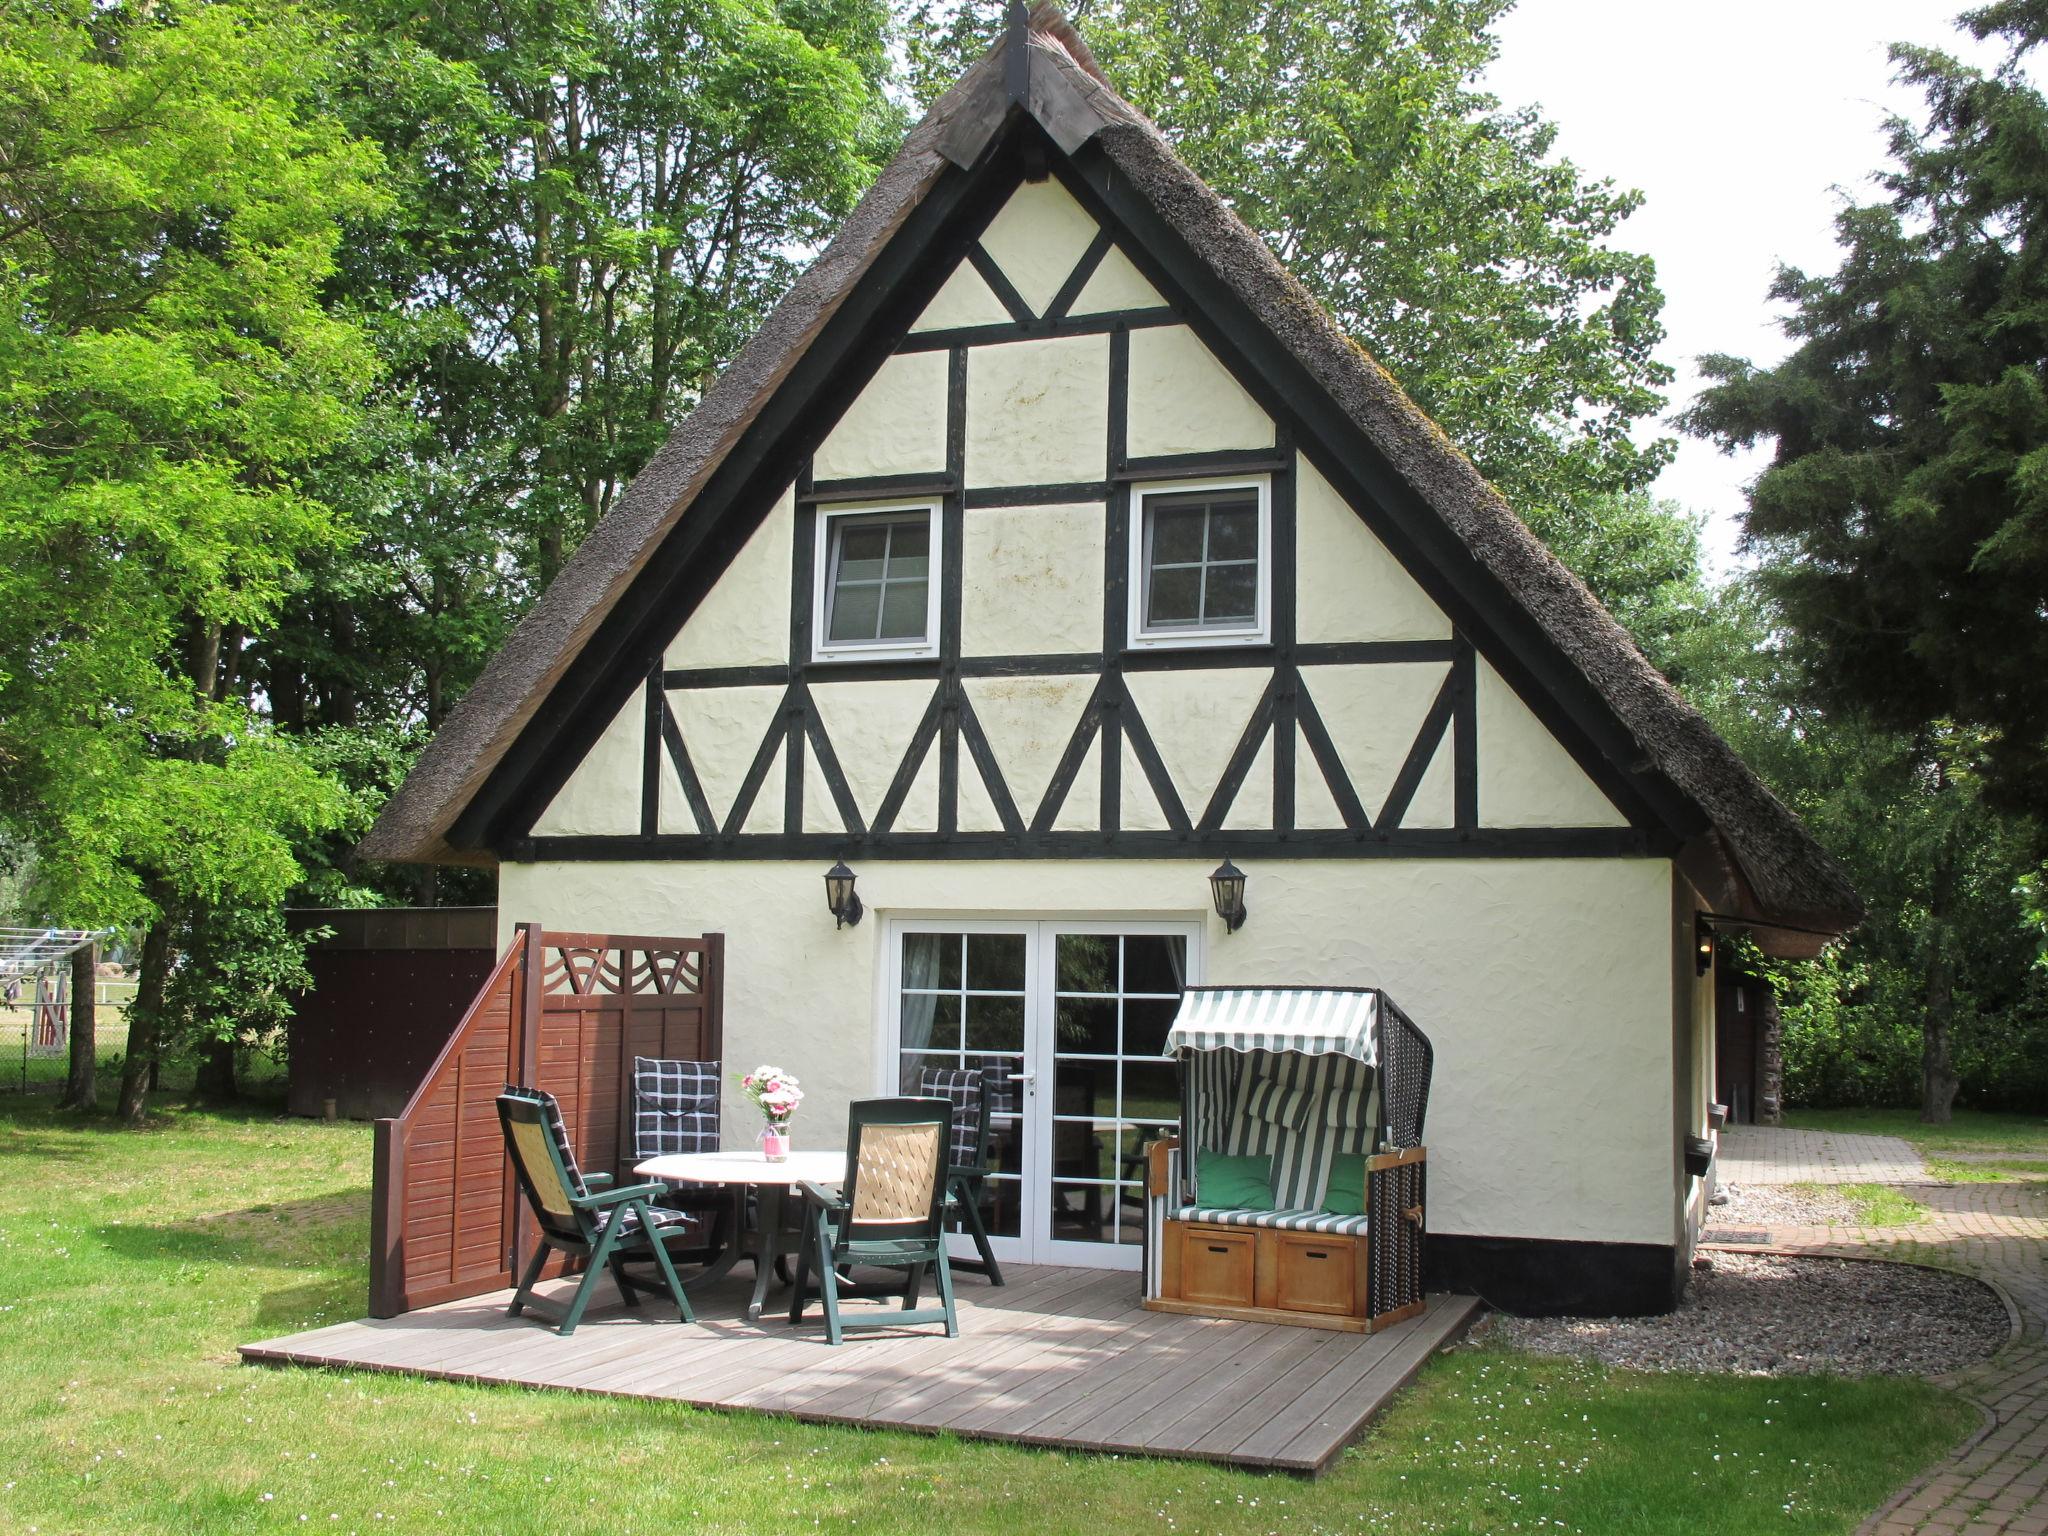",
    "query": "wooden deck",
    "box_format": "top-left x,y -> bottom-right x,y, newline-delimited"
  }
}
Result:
241,1264 -> 1479,1473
